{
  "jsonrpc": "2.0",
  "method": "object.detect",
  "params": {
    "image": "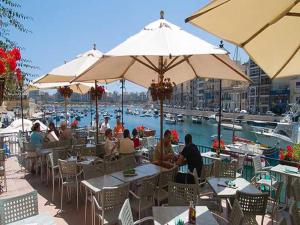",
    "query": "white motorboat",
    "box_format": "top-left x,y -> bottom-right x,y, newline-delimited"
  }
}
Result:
177,114 -> 184,122
192,116 -> 202,124
253,105 -> 300,149
165,113 -> 176,124
221,123 -> 242,131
